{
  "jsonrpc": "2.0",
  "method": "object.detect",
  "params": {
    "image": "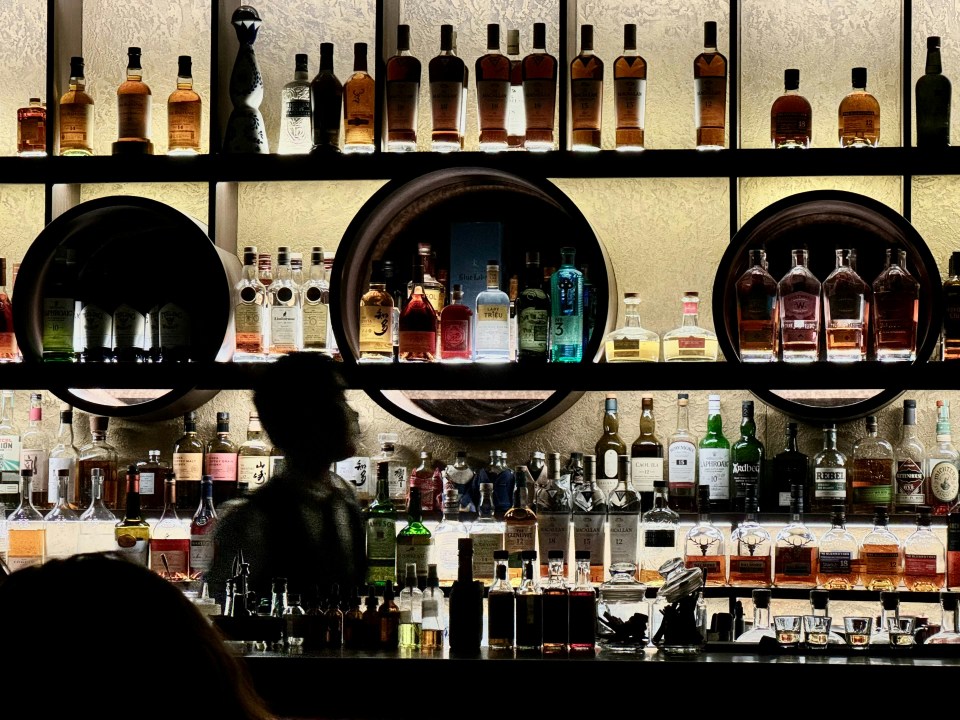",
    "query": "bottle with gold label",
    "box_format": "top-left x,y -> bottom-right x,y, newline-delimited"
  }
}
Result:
172,411 -> 204,512
504,468 -> 537,586
359,262 -> 395,363
167,55 -> 201,155
59,56 -> 94,156
113,46 -> 153,154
